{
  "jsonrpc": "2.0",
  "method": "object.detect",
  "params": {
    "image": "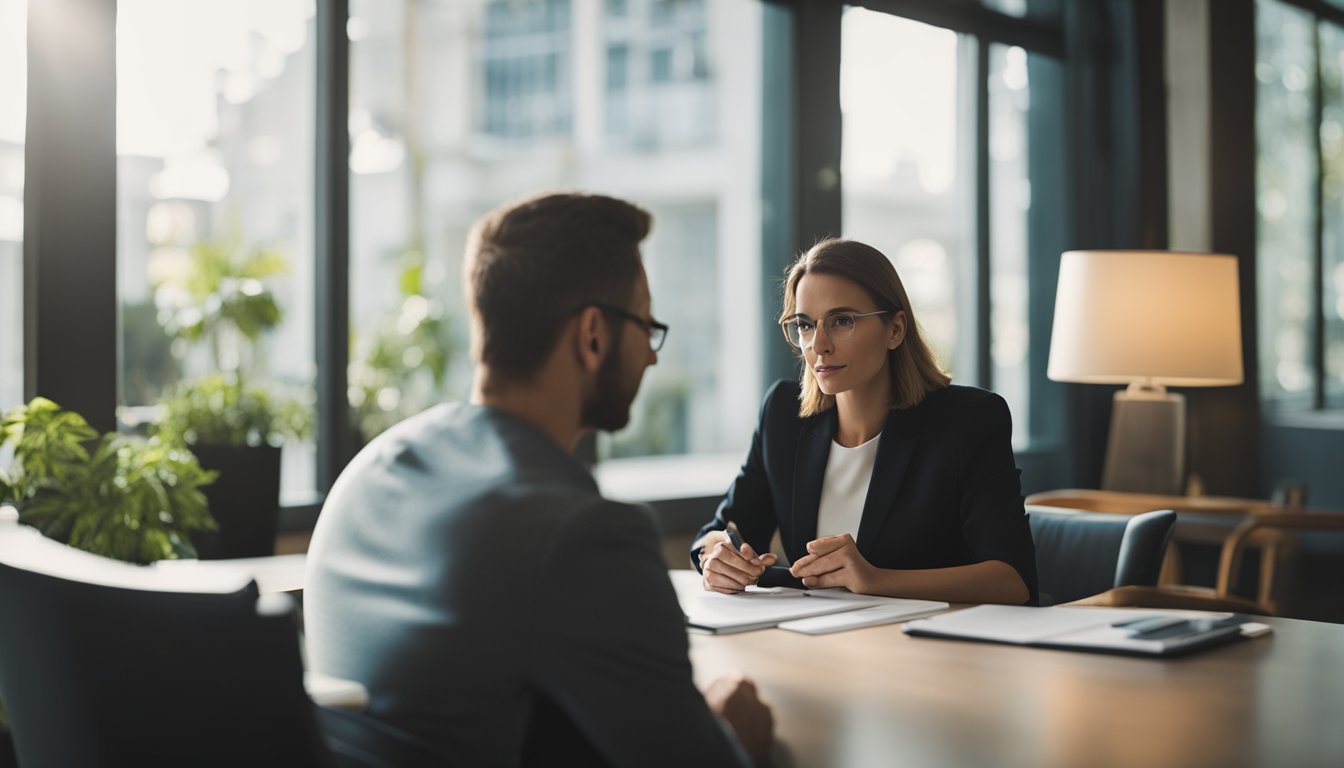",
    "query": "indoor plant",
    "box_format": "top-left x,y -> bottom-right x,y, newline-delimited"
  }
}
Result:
149,234 -> 312,558
348,249 -> 454,442
0,397 -> 217,564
